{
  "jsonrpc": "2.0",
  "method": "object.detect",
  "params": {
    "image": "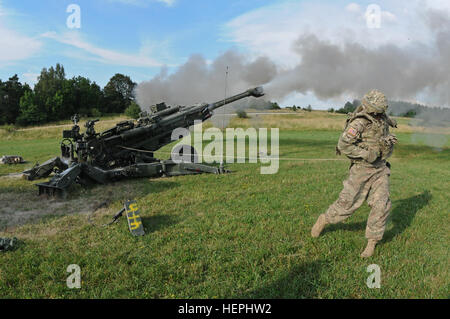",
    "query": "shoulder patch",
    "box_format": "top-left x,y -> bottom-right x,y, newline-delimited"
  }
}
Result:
347,127 -> 357,137
348,117 -> 368,131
